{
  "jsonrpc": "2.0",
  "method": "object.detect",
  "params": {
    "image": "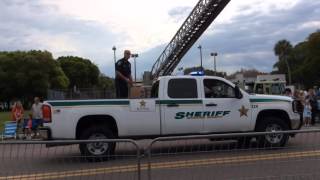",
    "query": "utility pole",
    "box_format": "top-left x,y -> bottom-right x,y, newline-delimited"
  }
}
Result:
197,45 -> 203,71
131,54 -> 139,82
210,52 -> 218,75
112,46 -> 117,78
283,54 -> 292,85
